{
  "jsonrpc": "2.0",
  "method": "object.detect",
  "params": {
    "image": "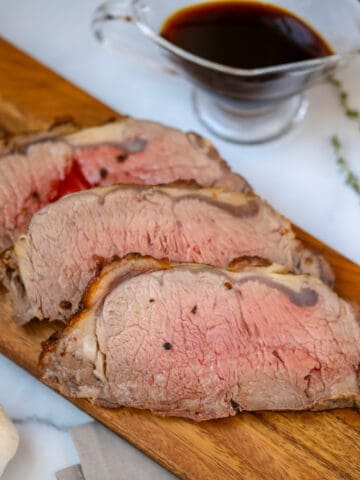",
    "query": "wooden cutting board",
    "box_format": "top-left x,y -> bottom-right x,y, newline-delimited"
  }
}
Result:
0,38 -> 359,480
